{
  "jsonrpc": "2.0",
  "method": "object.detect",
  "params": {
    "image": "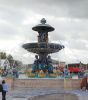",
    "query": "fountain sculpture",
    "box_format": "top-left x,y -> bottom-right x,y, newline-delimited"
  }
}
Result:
22,18 -> 64,76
